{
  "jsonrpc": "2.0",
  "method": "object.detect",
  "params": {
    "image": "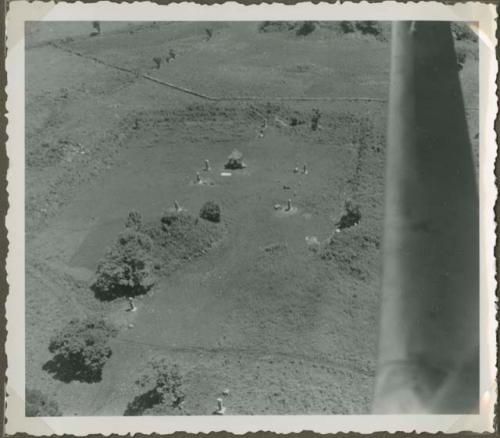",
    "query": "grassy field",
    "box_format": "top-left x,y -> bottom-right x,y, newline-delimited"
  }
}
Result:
25,21 -> 478,415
